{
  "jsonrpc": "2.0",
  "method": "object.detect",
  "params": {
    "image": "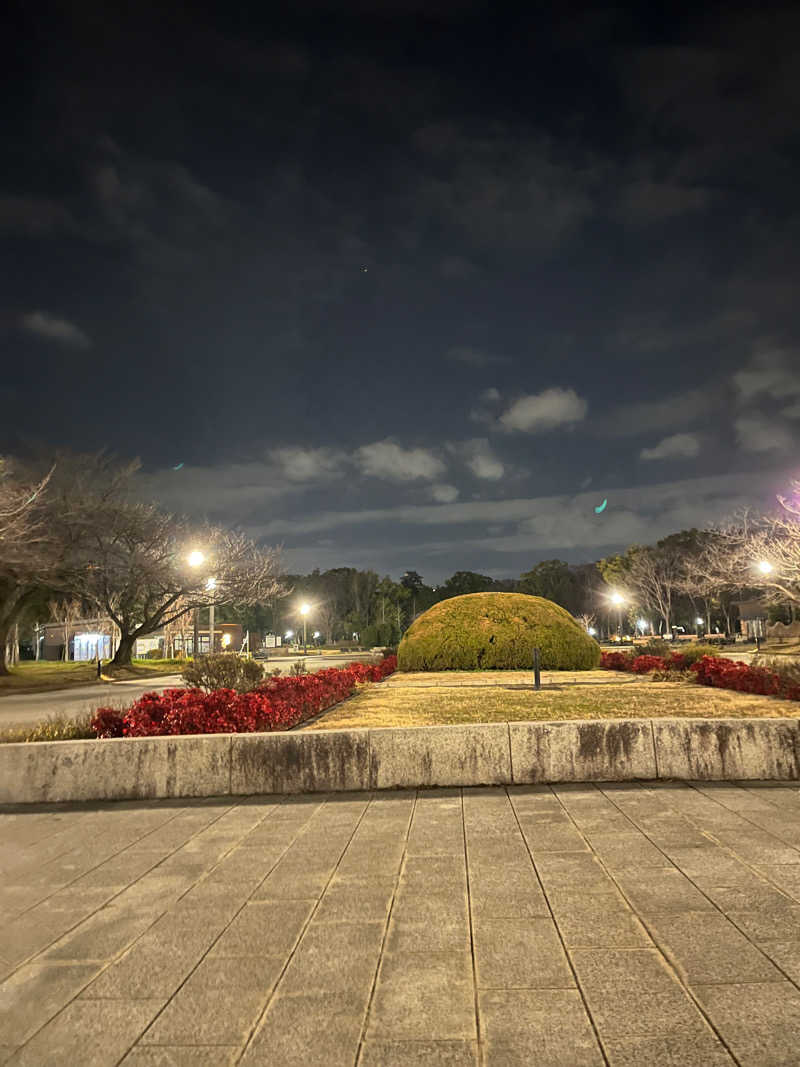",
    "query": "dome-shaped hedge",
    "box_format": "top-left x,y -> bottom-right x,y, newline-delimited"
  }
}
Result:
398,592 -> 601,671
